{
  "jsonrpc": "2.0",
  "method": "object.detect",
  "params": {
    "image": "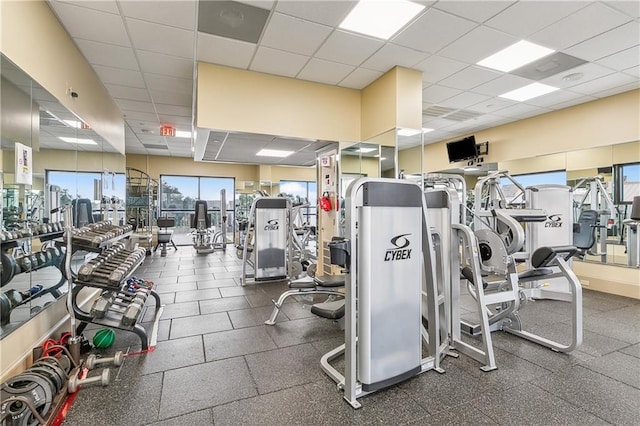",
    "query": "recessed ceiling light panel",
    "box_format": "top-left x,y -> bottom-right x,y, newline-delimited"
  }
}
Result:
256,149 -> 294,157
175,130 -> 192,138
499,82 -> 559,102
339,0 -> 425,40
357,147 -> 377,153
58,137 -> 97,145
477,40 -> 555,73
